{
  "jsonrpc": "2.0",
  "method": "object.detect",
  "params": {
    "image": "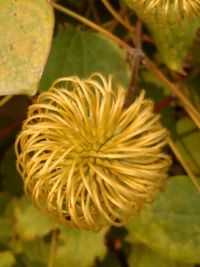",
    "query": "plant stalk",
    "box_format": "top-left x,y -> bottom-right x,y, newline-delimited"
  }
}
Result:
0,95 -> 12,107
168,137 -> 200,193
145,59 -> 200,128
48,229 -> 59,267
101,0 -> 133,32
49,1 -> 132,51
124,20 -> 143,108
